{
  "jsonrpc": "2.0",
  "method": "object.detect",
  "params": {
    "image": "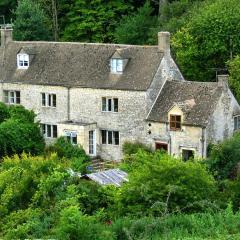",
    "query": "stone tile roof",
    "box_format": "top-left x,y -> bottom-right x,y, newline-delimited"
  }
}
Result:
0,41 -> 163,91
147,80 -> 223,126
